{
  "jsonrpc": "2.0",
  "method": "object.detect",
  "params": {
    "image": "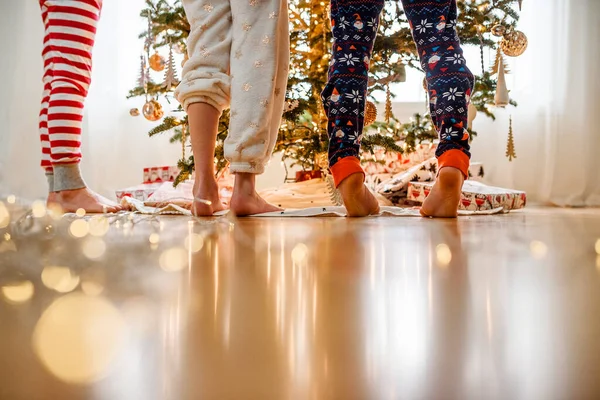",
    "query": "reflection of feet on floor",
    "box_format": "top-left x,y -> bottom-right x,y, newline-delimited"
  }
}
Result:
229,192 -> 282,216
420,167 -> 464,218
191,179 -> 226,217
47,187 -> 123,214
337,172 -> 380,217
